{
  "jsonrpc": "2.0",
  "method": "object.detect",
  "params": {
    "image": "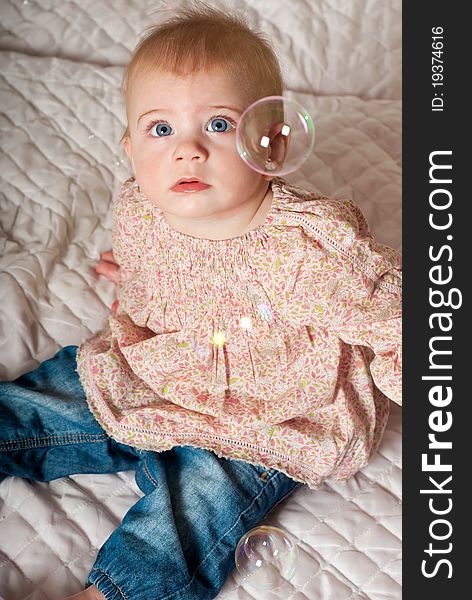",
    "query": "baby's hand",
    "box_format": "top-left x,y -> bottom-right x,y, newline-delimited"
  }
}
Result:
95,250 -> 120,313
63,584 -> 106,600
95,250 -> 120,284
